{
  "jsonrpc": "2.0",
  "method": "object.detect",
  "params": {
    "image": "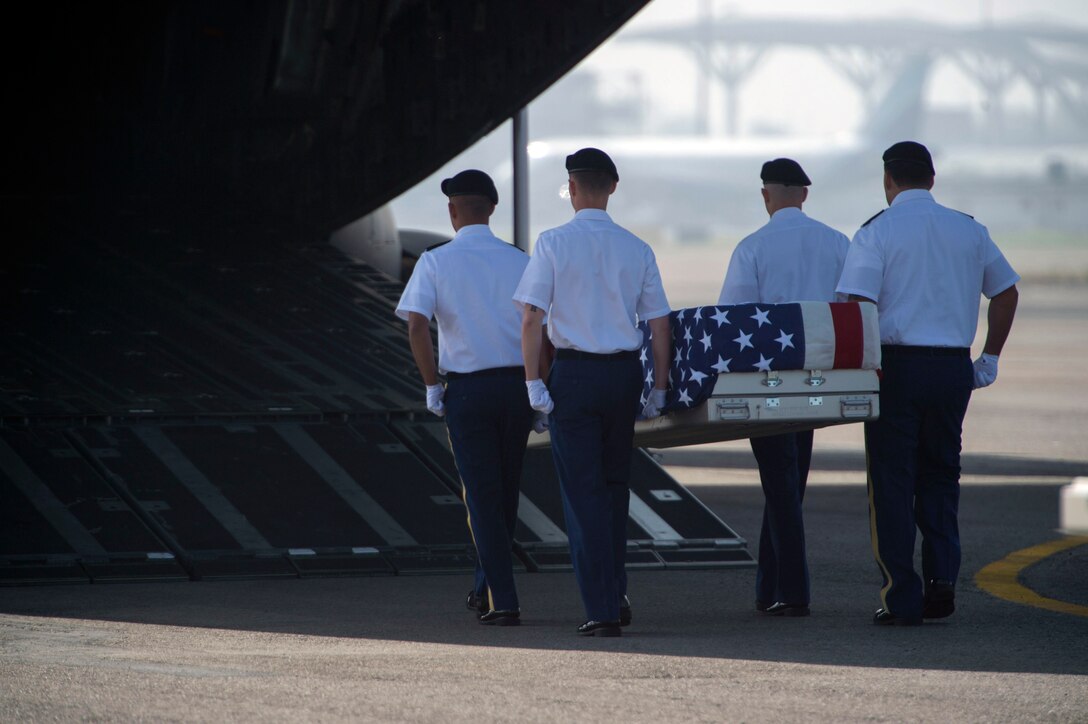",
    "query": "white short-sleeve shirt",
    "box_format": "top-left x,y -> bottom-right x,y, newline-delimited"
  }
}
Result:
513,208 -> 671,354
718,207 -> 850,305
835,189 -> 1020,347
396,224 -> 529,374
